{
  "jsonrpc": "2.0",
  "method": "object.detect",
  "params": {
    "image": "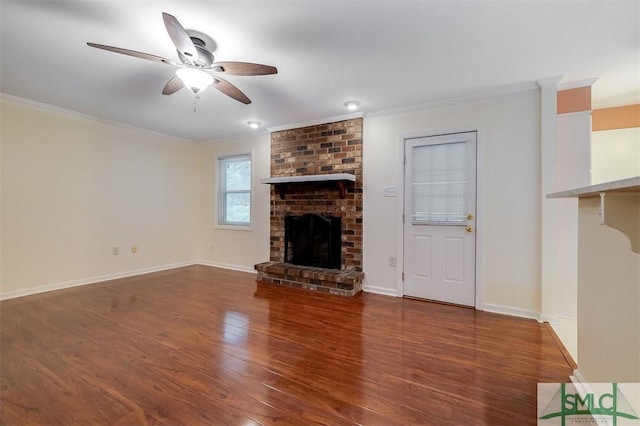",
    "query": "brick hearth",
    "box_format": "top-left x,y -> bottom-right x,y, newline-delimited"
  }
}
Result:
254,262 -> 364,297
255,117 -> 364,296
